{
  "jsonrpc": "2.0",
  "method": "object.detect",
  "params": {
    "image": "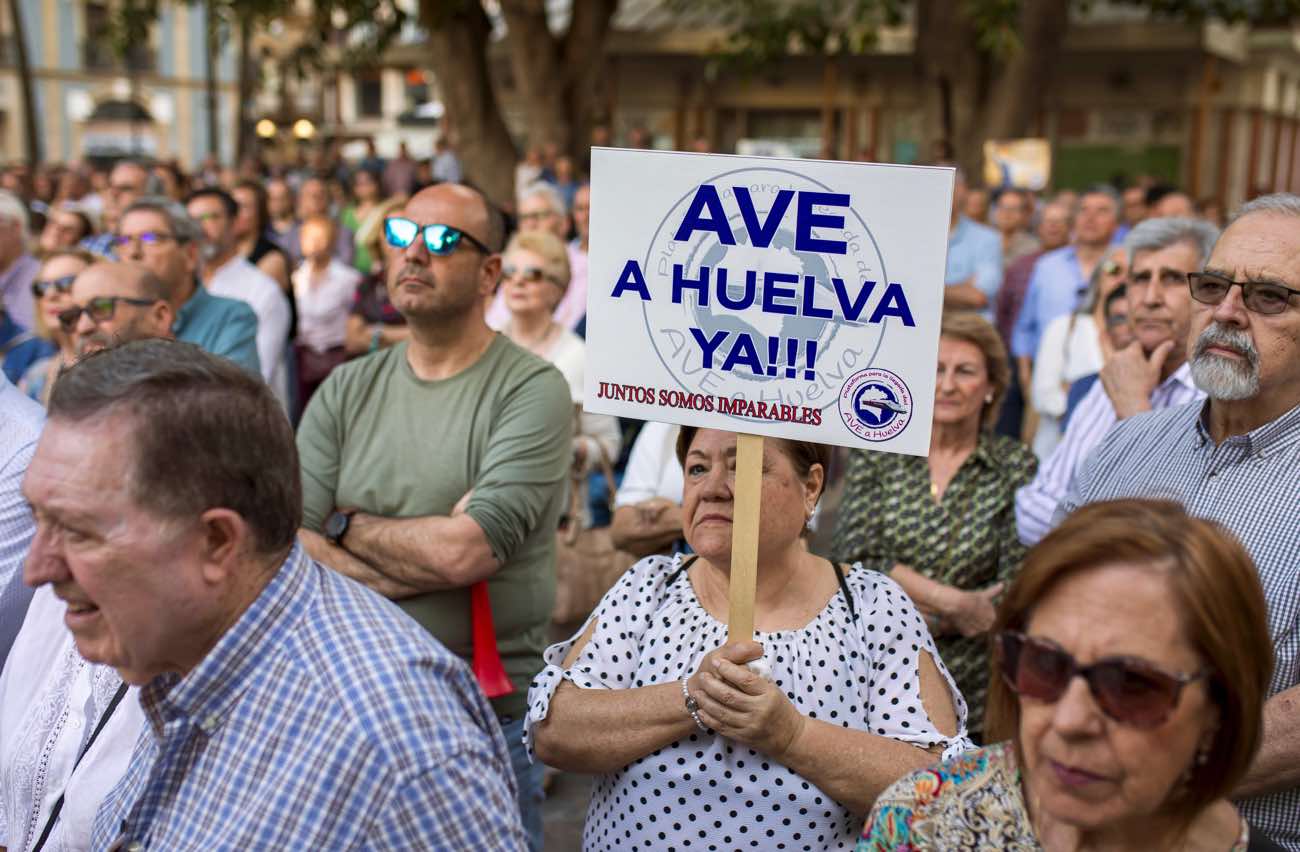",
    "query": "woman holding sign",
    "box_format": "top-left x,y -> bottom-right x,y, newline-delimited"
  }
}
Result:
526,427 -> 970,851
832,312 -> 1037,740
